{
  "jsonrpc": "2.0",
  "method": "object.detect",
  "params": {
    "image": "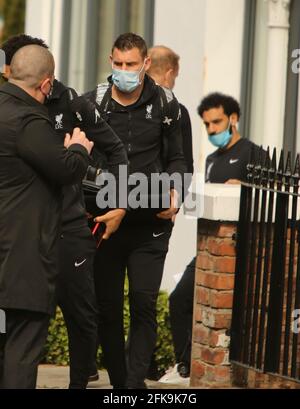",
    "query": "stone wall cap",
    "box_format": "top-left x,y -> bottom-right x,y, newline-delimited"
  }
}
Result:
184,183 -> 241,221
